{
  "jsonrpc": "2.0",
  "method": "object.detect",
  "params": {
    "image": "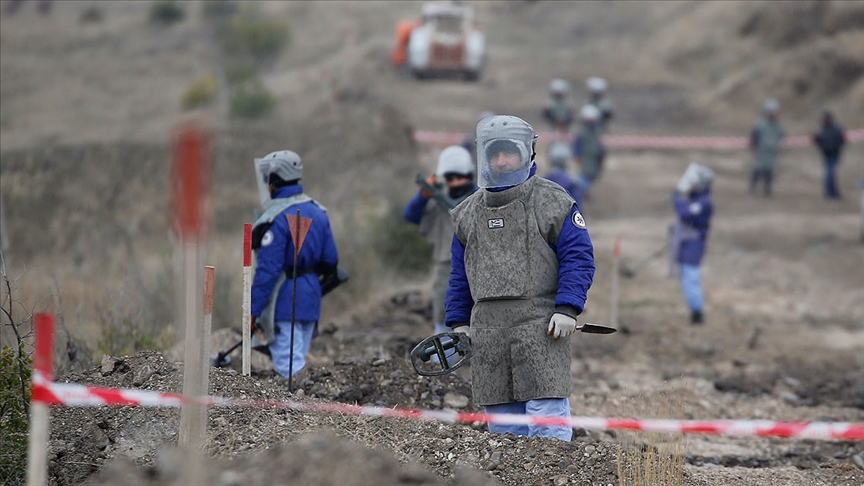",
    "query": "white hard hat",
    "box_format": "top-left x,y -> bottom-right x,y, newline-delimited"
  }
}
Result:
550,78 -> 570,95
763,98 -> 780,113
436,145 -> 474,178
586,77 -> 607,93
580,104 -> 601,121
